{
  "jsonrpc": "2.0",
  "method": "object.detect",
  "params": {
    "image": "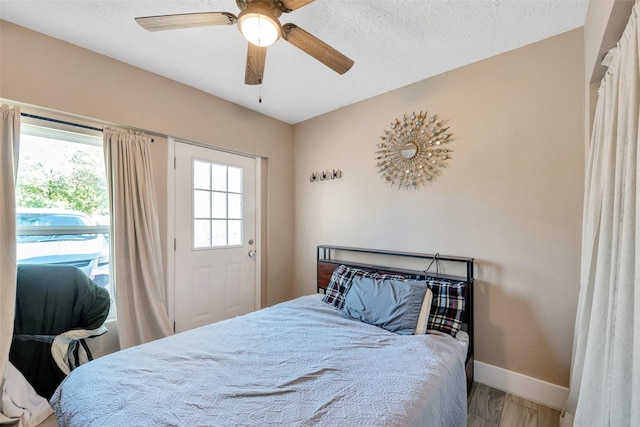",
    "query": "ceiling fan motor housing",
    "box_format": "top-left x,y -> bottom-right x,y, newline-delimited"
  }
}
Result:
237,1 -> 283,46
